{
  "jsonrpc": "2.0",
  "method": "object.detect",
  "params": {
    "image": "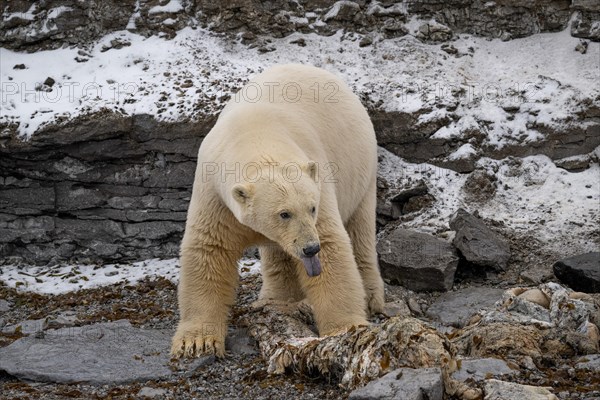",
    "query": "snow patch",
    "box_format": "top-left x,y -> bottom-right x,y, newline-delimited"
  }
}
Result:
4,3 -> 37,21
0,257 -> 262,295
149,0 -> 183,15
47,6 -> 72,20
1,27 -> 597,146
448,143 -> 477,160
126,0 -> 141,30
378,147 -> 600,256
